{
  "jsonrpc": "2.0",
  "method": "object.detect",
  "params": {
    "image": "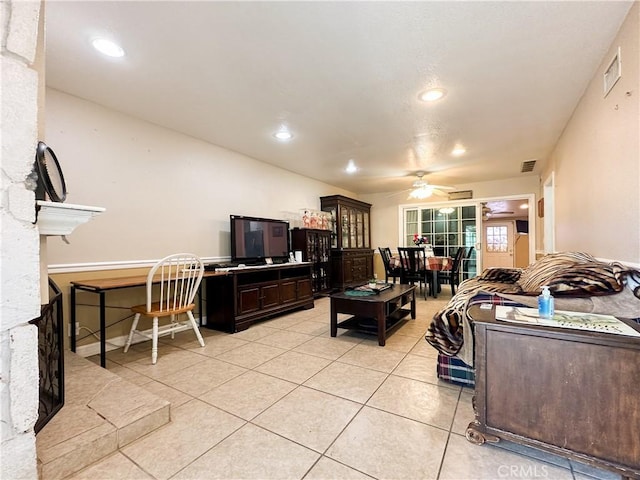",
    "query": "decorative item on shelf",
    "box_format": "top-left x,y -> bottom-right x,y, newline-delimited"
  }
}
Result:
300,209 -> 331,230
413,234 -> 429,246
309,211 -> 319,229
